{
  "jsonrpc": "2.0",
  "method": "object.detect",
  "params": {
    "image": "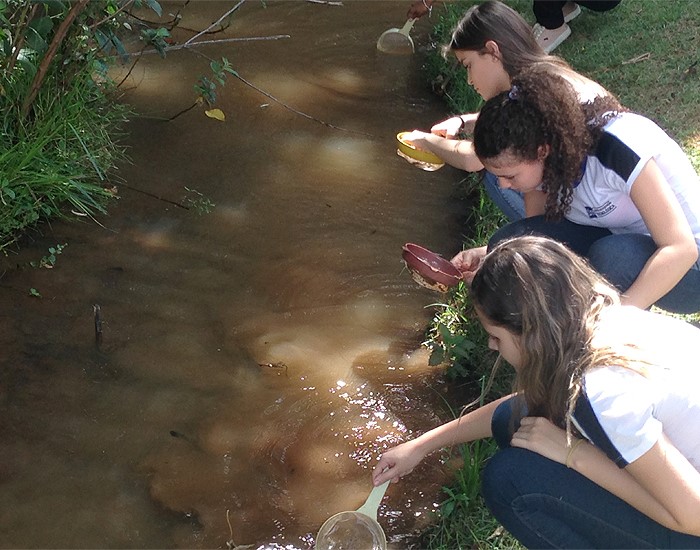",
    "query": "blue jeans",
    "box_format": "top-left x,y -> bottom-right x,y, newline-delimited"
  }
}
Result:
488,216 -> 700,314
483,171 -> 525,222
483,399 -> 700,549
